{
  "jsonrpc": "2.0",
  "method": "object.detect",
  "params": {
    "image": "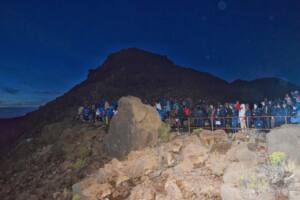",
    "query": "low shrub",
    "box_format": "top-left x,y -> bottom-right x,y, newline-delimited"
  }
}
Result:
158,122 -> 171,143
73,159 -> 86,170
79,147 -> 91,158
72,194 -> 80,200
192,128 -> 203,137
269,151 -> 286,166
